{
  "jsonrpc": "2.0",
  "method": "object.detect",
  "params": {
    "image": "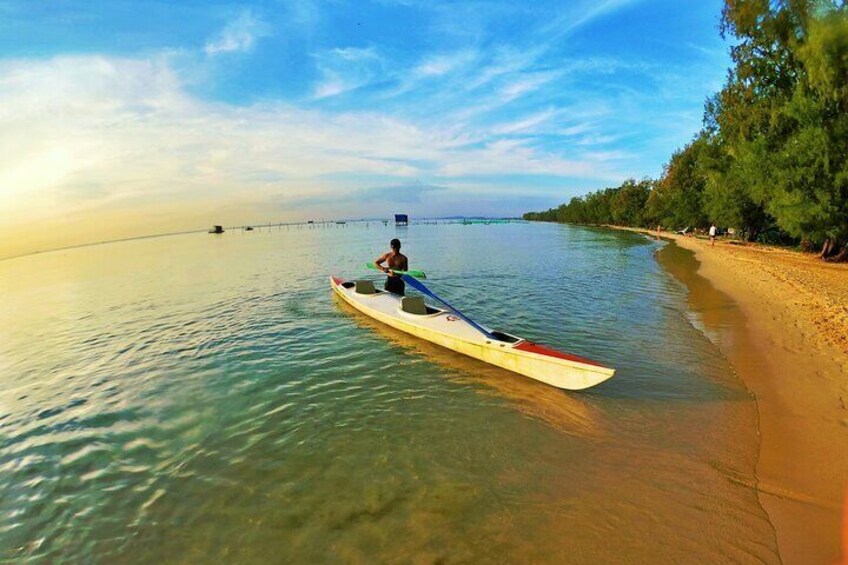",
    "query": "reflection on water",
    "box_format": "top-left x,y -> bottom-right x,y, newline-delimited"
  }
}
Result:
0,222 -> 778,562
333,295 -> 607,439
